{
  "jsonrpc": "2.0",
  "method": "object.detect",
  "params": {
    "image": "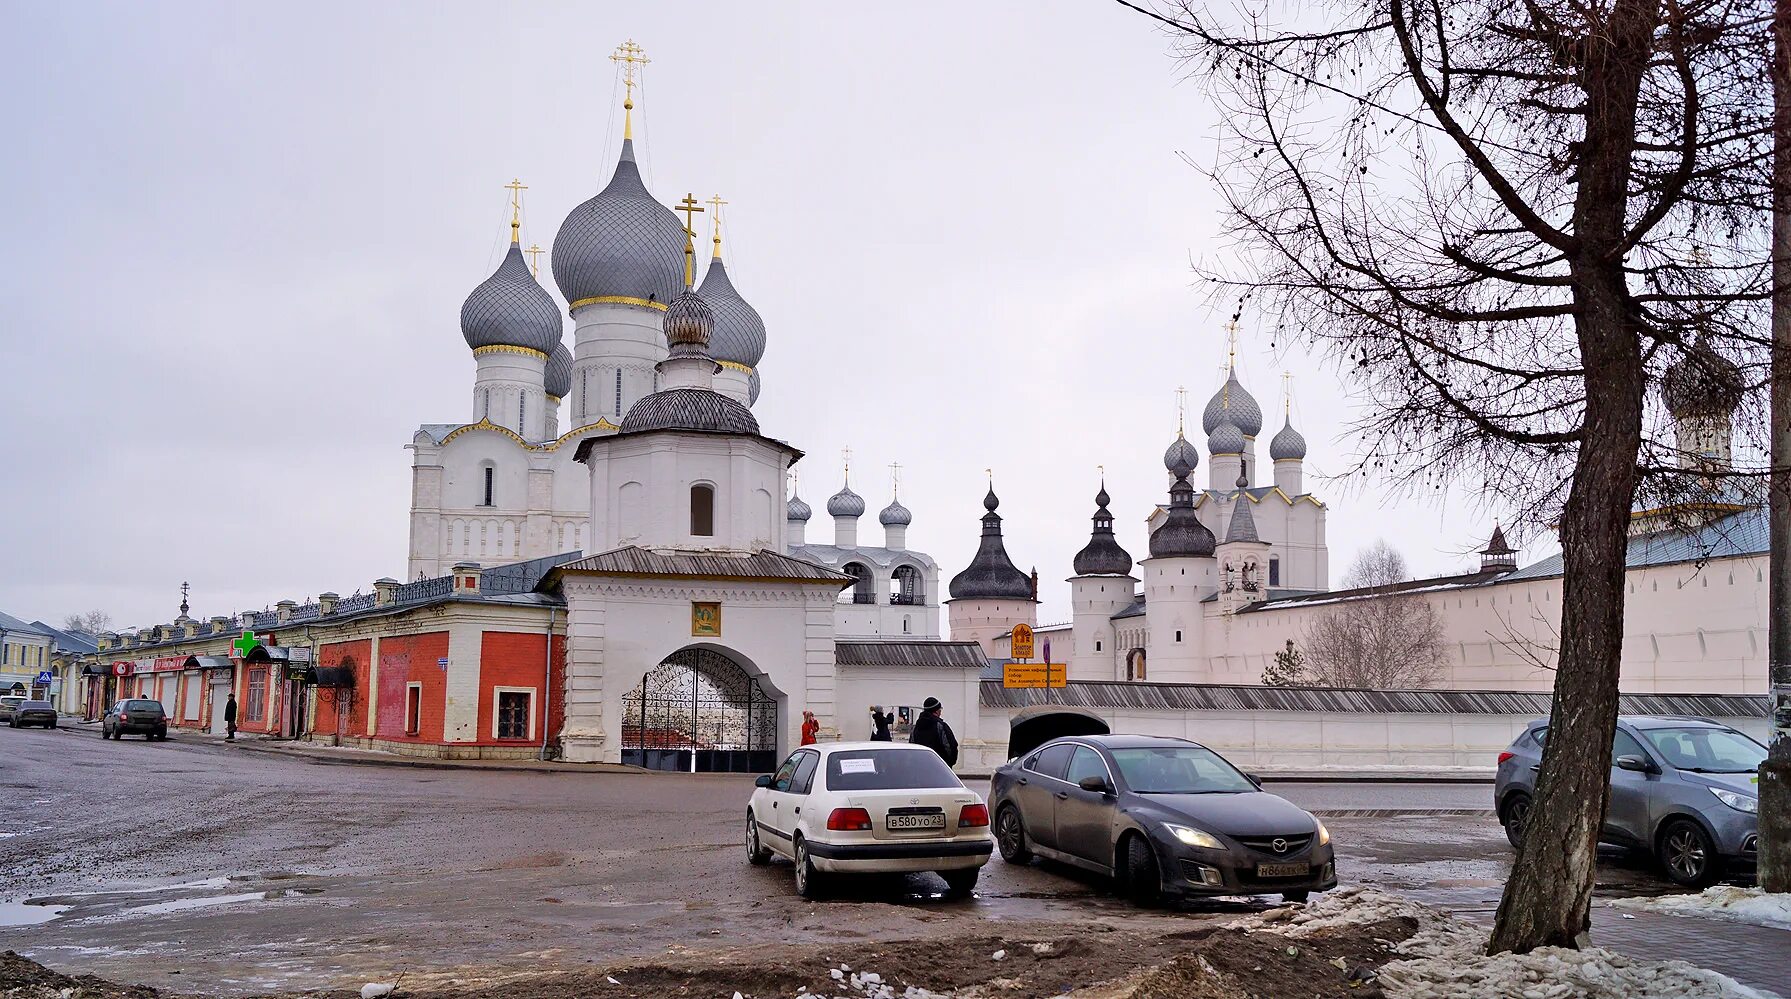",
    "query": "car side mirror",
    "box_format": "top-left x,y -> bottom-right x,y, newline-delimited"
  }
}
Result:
754,774 -> 774,788
1078,775 -> 1113,794
1614,755 -> 1656,774
1246,773 -> 1264,789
